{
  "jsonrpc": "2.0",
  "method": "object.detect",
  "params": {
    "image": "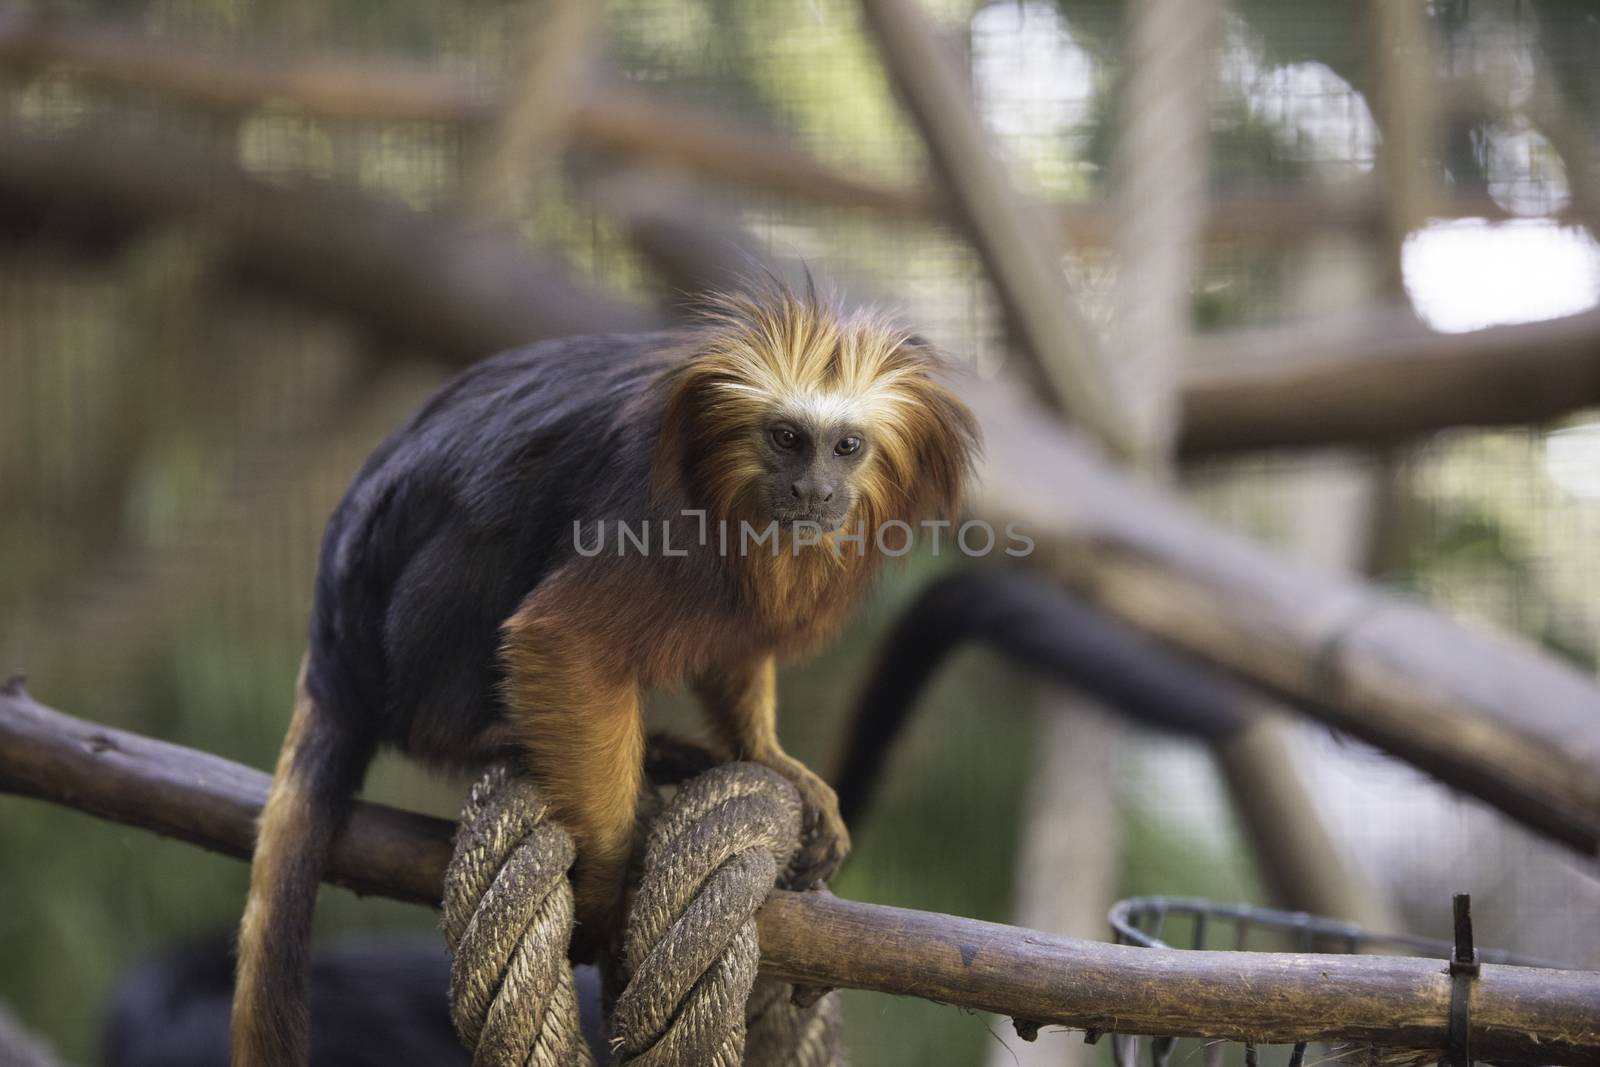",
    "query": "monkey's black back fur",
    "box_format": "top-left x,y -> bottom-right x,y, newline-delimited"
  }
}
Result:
307,332 -> 678,761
